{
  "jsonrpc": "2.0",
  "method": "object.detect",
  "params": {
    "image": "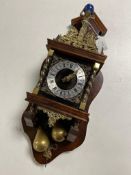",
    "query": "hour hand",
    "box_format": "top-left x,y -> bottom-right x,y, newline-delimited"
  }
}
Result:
62,71 -> 77,83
